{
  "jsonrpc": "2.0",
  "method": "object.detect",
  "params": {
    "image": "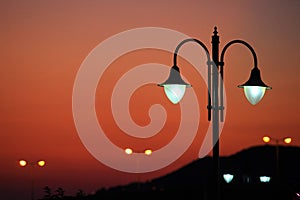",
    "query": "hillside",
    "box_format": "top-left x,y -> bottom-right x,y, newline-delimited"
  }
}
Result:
58,145 -> 300,200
